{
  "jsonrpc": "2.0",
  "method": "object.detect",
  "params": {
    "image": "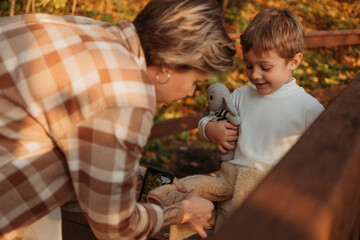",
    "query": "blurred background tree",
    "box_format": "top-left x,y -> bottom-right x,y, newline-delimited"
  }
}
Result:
217,0 -> 246,9
1,0 -> 359,169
